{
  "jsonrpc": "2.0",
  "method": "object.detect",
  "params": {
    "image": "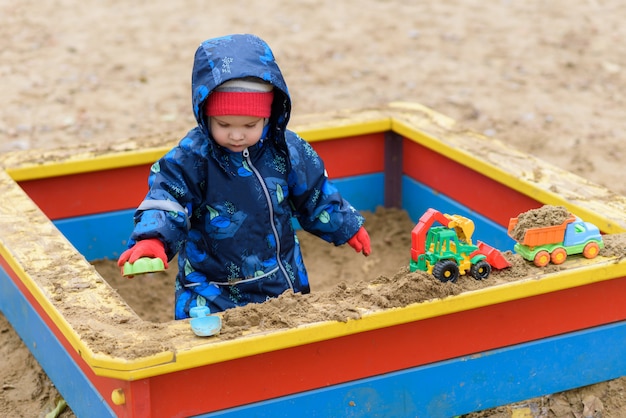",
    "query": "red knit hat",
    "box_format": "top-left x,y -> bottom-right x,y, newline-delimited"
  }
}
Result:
206,79 -> 274,118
